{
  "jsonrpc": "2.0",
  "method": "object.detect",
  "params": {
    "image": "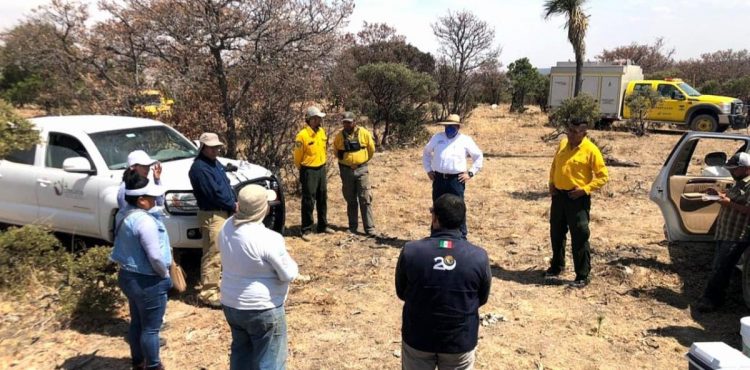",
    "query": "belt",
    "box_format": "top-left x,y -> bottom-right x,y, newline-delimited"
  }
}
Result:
339,163 -> 368,170
555,187 -> 574,193
301,164 -> 325,170
434,171 -> 461,179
